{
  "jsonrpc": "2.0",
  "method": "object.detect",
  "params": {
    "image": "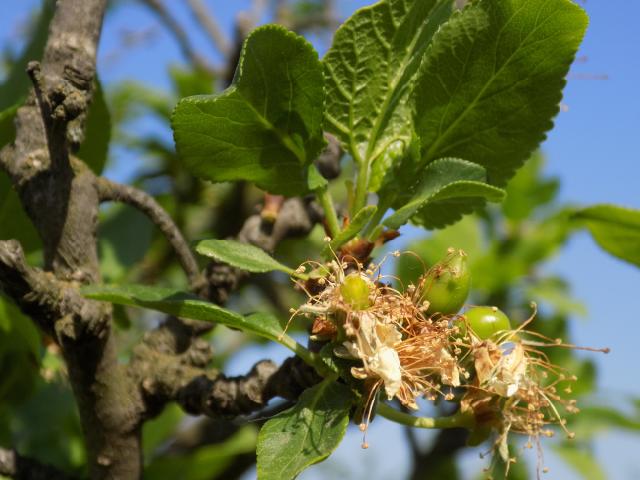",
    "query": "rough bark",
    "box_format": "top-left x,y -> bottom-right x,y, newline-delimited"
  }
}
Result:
0,1 -> 143,478
0,1 -> 342,477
